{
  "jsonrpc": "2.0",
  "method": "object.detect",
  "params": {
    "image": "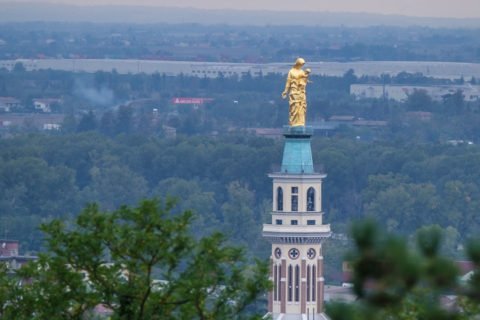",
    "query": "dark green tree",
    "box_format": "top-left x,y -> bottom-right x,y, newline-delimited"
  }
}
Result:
406,88 -> 433,111
77,111 -> 98,133
13,62 -> 26,73
151,177 -> 218,235
442,89 -> 465,115
61,113 -> 77,133
100,110 -> 116,137
115,105 -> 134,135
221,182 -> 259,248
